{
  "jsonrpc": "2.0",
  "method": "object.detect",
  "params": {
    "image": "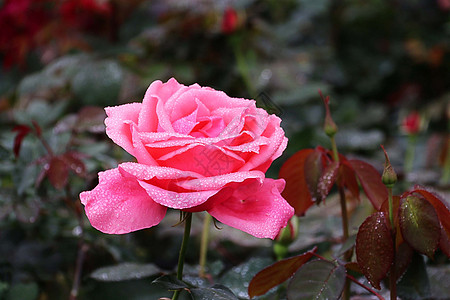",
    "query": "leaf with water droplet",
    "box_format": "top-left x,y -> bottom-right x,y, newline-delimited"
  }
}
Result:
286,260 -> 346,300
399,195 -> 440,258
91,263 -> 161,282
304,150 -> 325,203
279,149 -> 315,216
317,161 -> 339,204
356,212 -> 393,289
